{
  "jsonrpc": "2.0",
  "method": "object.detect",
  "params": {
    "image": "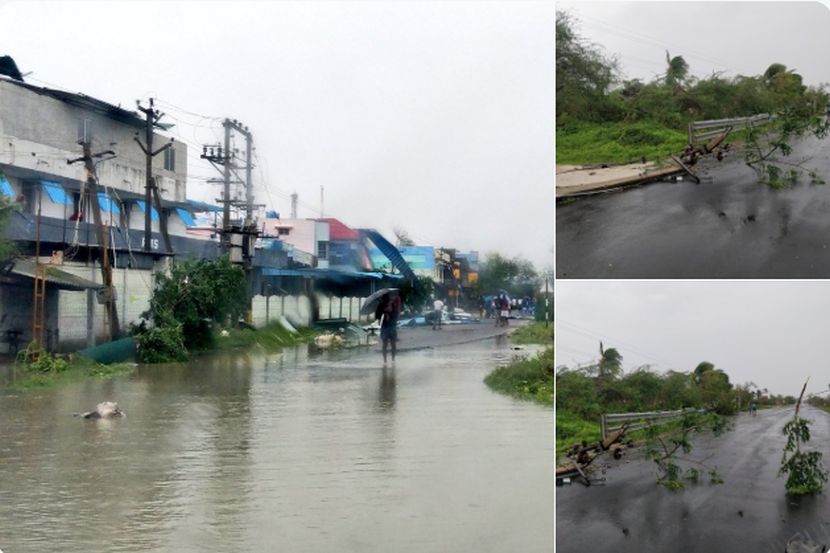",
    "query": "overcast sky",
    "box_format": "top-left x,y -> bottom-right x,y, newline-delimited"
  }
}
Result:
557,281 -> 830,397
0,1 -> 554,269
558,1 -> 830,87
